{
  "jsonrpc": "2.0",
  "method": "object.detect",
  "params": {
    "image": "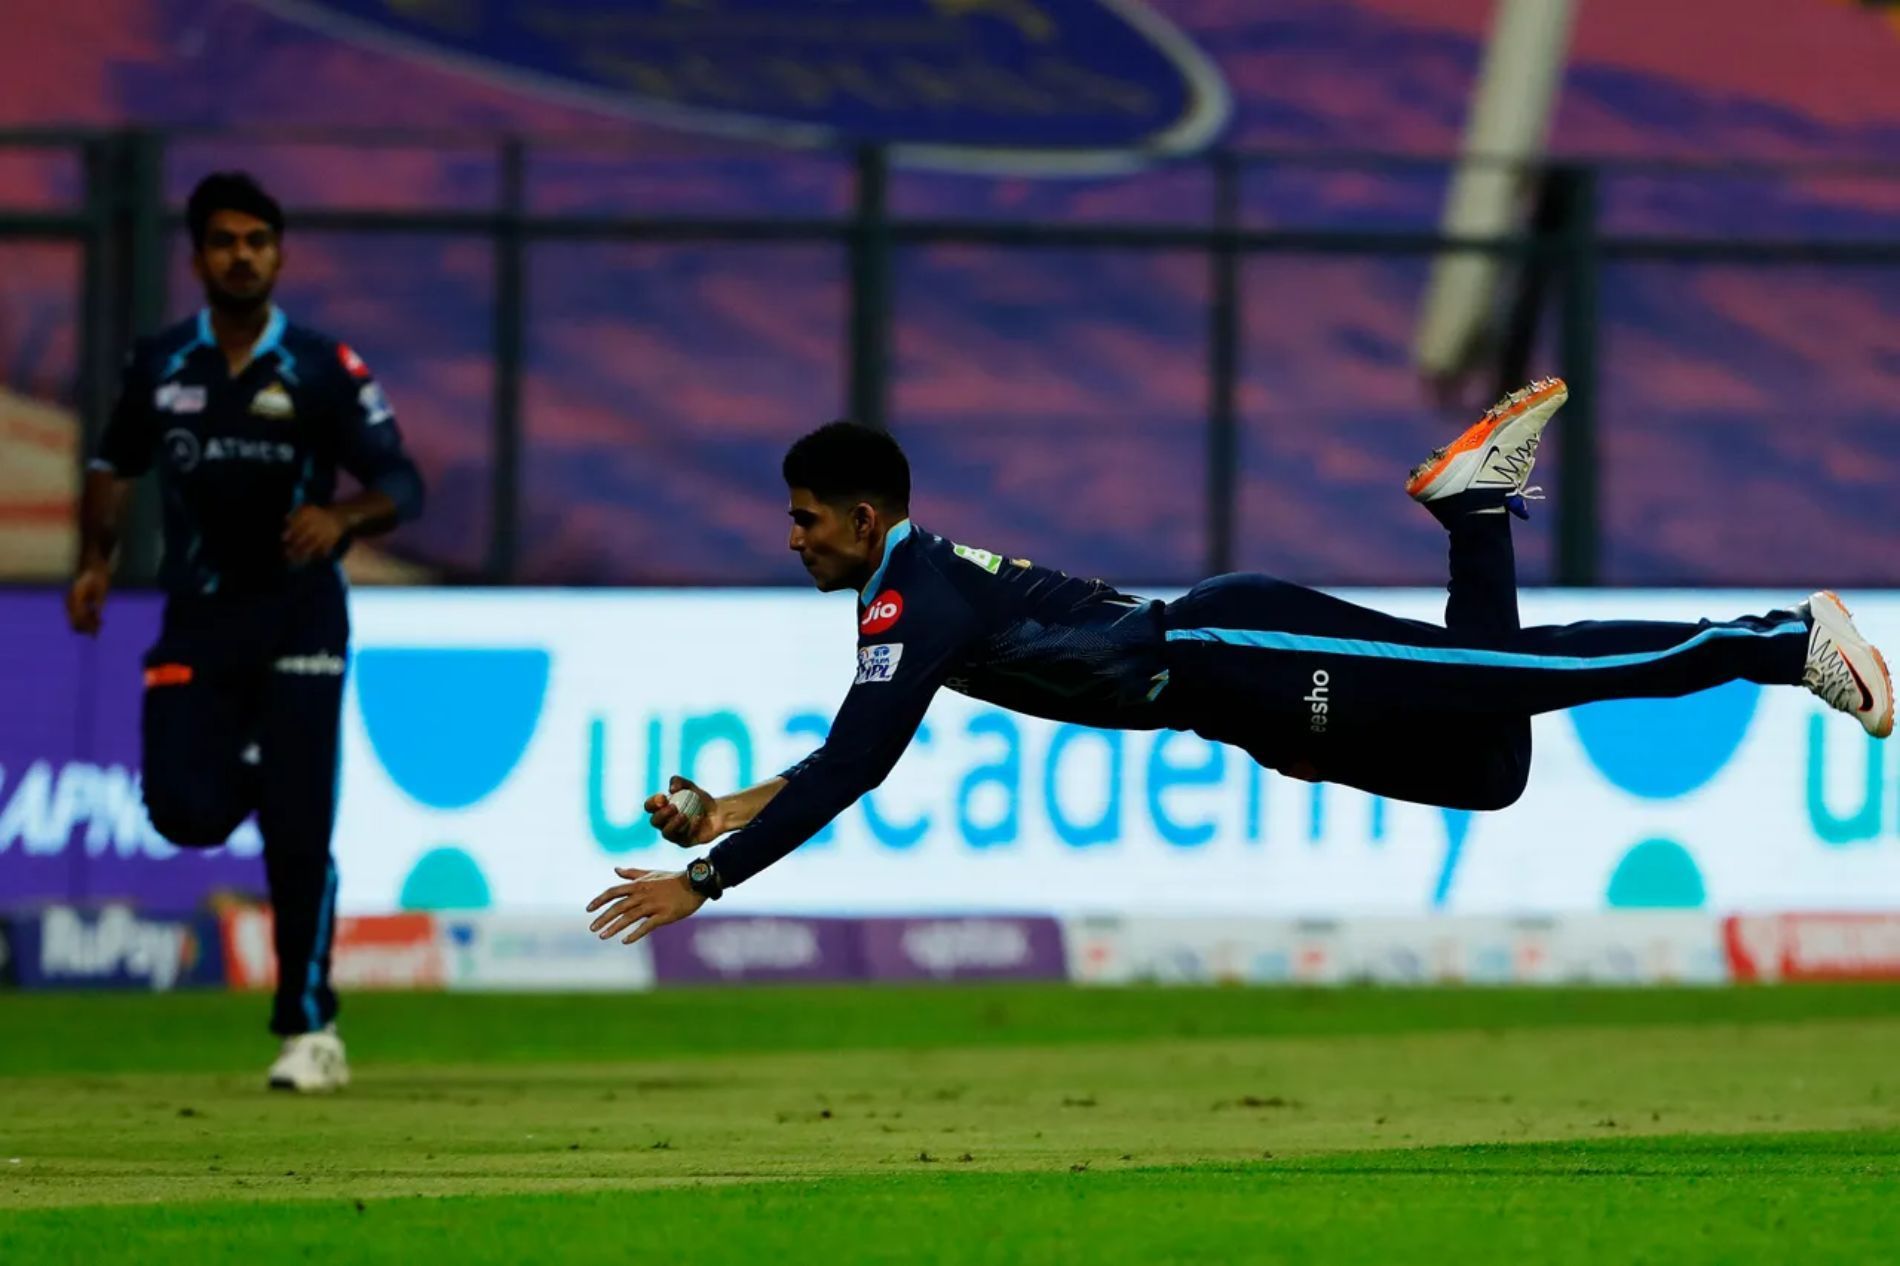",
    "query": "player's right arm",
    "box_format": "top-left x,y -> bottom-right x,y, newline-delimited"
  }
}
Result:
701,577 -> 982,888
644,774 -> 789,846
68,351 -> 155,635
